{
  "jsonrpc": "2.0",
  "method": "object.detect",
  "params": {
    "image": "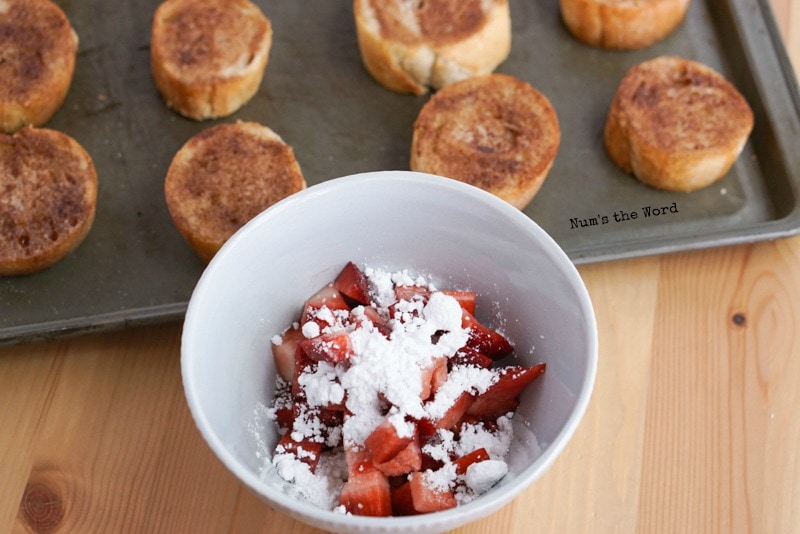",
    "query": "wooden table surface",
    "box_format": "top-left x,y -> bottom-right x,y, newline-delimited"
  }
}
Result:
3,2 -> 800,533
